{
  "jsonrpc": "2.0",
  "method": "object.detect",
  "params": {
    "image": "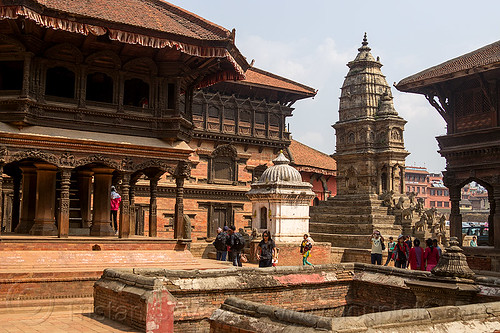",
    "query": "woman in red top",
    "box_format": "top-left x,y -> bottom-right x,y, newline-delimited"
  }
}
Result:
424,238 -> 440,271
408,238 -> 424,270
